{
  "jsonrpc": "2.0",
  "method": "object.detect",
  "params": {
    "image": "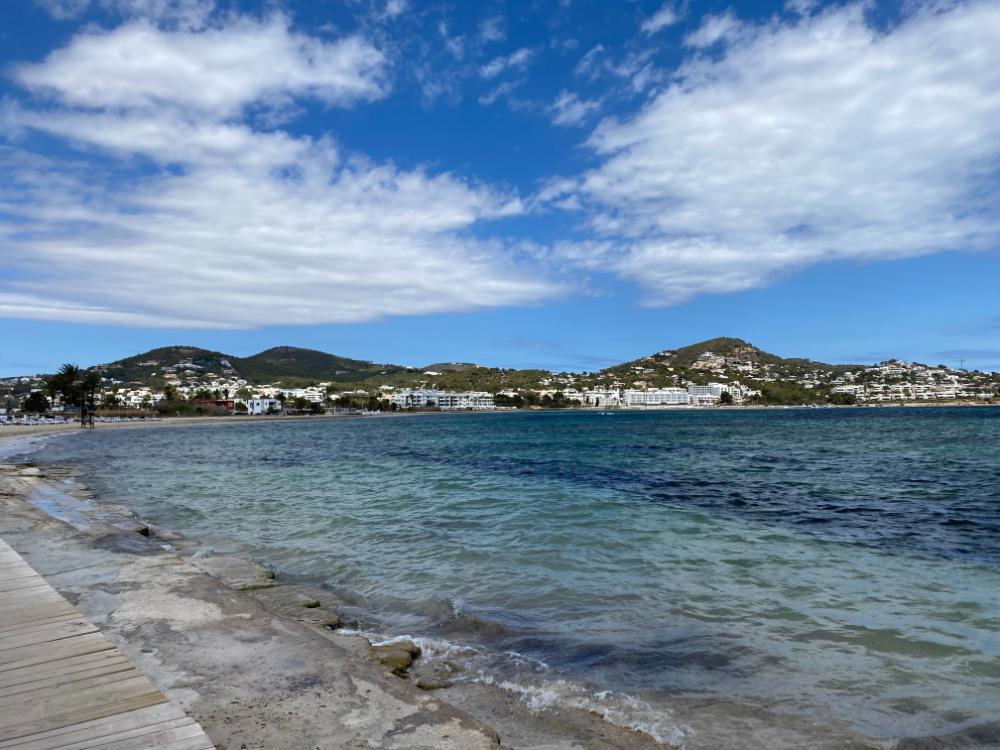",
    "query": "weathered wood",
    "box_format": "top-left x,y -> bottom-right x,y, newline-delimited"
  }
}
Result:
0,650 -> 131,691
0,539 -> 214,749
0,632 -> 116,672
0,704 -> 187,749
